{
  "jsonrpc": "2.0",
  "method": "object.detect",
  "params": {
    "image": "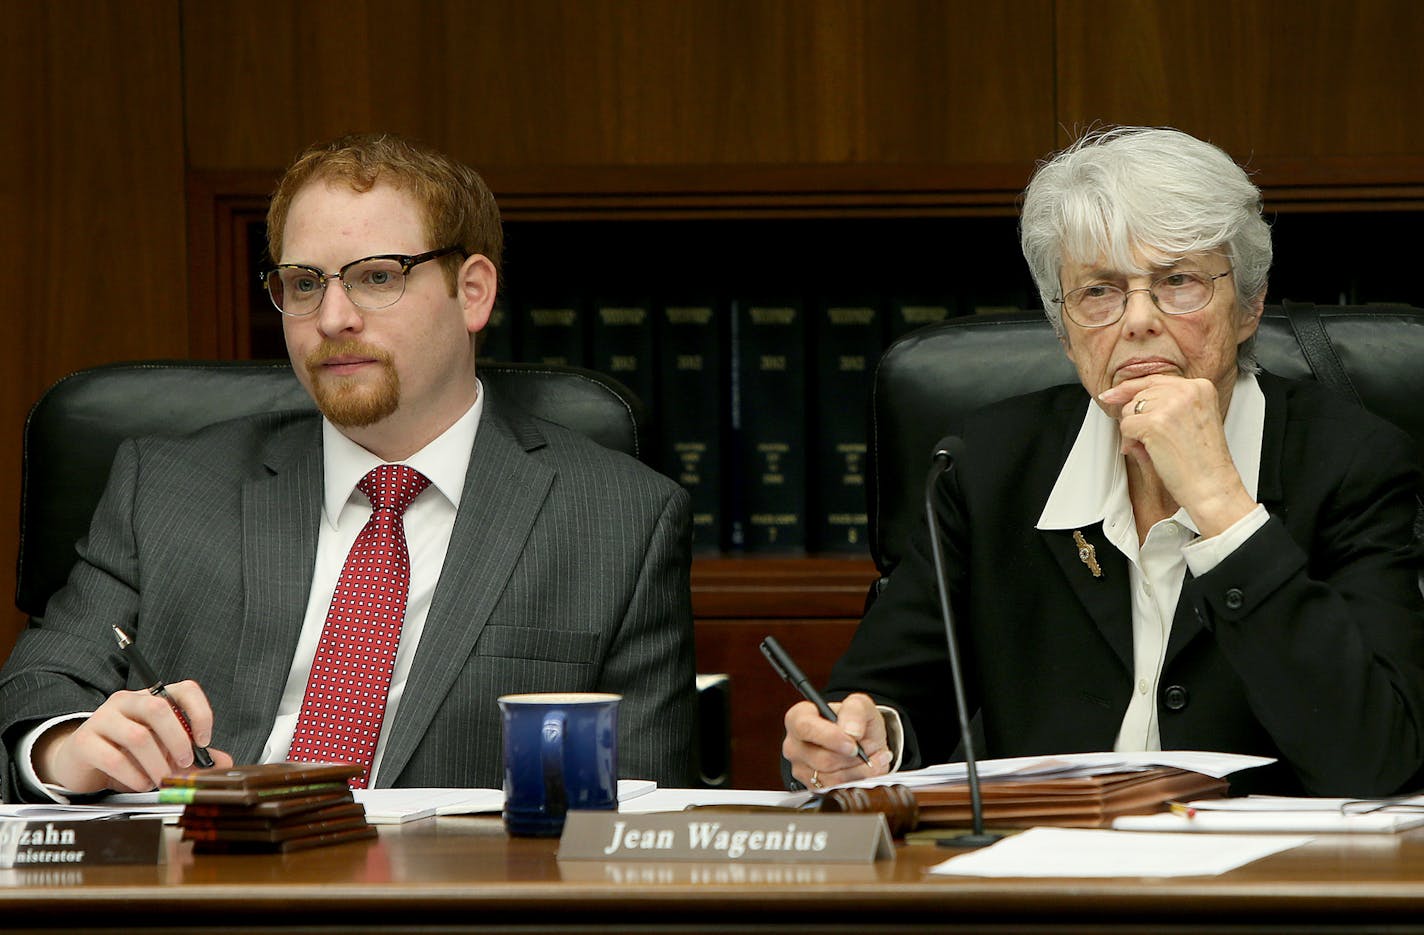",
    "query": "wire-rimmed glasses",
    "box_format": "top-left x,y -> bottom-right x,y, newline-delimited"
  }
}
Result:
1056,268 -> 1234,329
1340,793 -> 1424,816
